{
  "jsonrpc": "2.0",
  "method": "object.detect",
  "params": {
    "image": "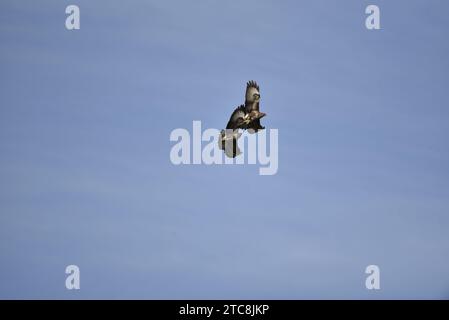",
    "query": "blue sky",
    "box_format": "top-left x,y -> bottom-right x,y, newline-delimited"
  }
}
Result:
1,0 -> 448,299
